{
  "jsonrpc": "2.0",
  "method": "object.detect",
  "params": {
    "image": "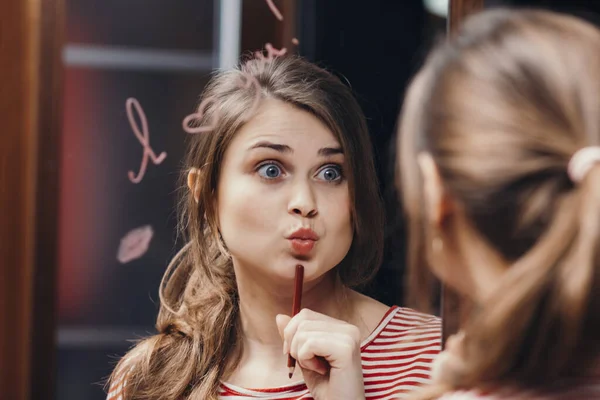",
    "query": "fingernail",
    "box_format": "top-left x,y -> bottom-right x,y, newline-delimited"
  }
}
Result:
283,340 -> 288,354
